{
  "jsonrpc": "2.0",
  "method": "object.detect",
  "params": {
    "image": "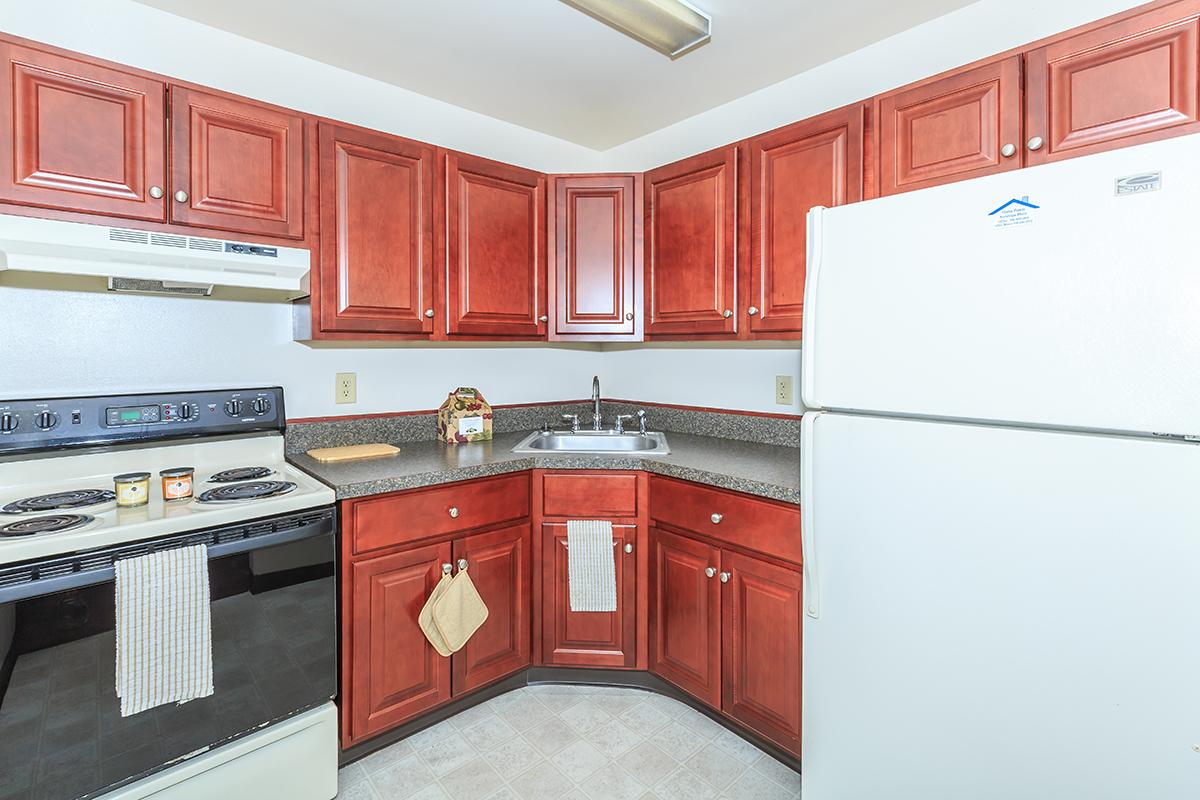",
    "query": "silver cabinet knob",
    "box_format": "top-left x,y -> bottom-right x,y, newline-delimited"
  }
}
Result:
174,189 -> 189,203
705,567 -> 717,578
457,558 -> 468,571
722,309 -> 733,318
624,543 -> 633,554
1027,136 -> 1044,152
148,185 -> 164,199
424,309 -> 435,318
625,312 -> 634,320
719,571 -> 731,583
442,563 -> 453,574
448,506 -> 459,518
1000,143 -> 1017,158
710,513 -> 723,524
539,315 -> 548,322
747,306 -> 759,316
